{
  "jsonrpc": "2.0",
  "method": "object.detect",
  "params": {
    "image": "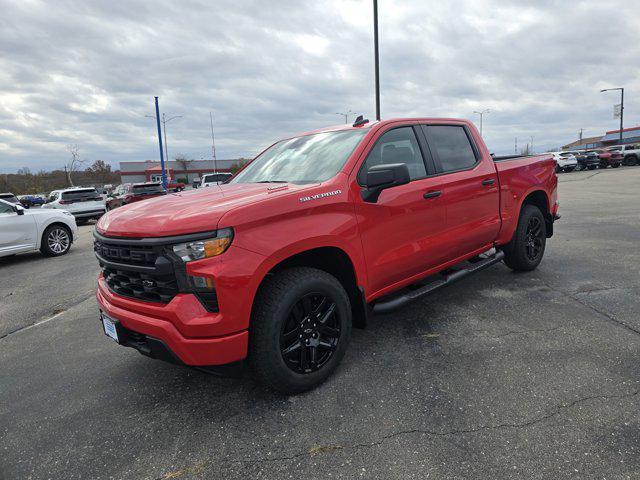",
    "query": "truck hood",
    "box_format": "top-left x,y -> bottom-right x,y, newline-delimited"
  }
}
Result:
96,183 -> 311,238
